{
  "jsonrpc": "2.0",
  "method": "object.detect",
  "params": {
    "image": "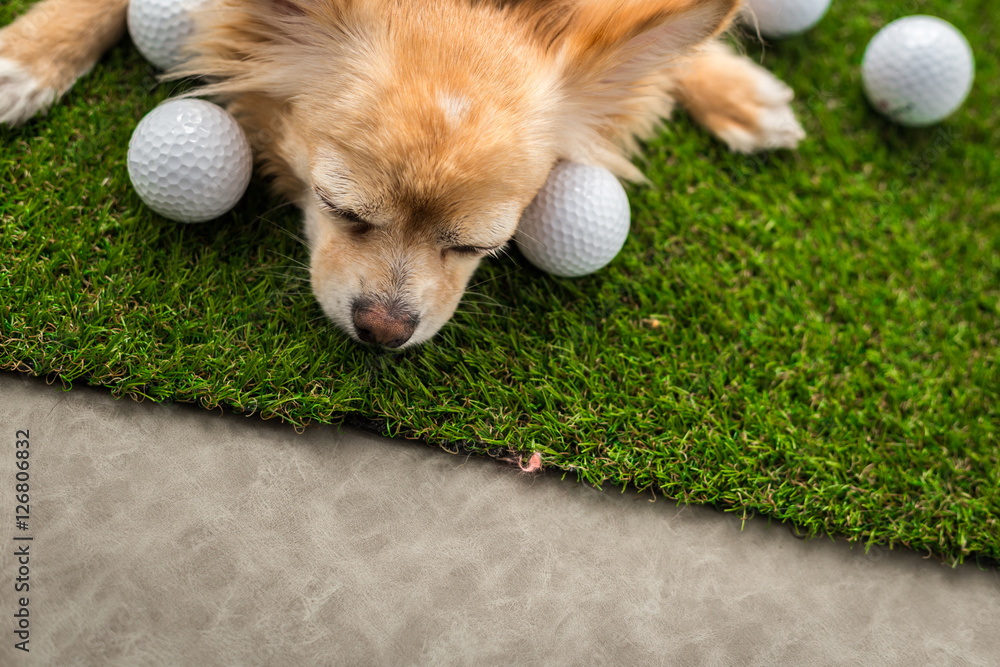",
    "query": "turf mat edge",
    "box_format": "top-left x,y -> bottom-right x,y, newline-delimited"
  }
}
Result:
2,0 -> 998,564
